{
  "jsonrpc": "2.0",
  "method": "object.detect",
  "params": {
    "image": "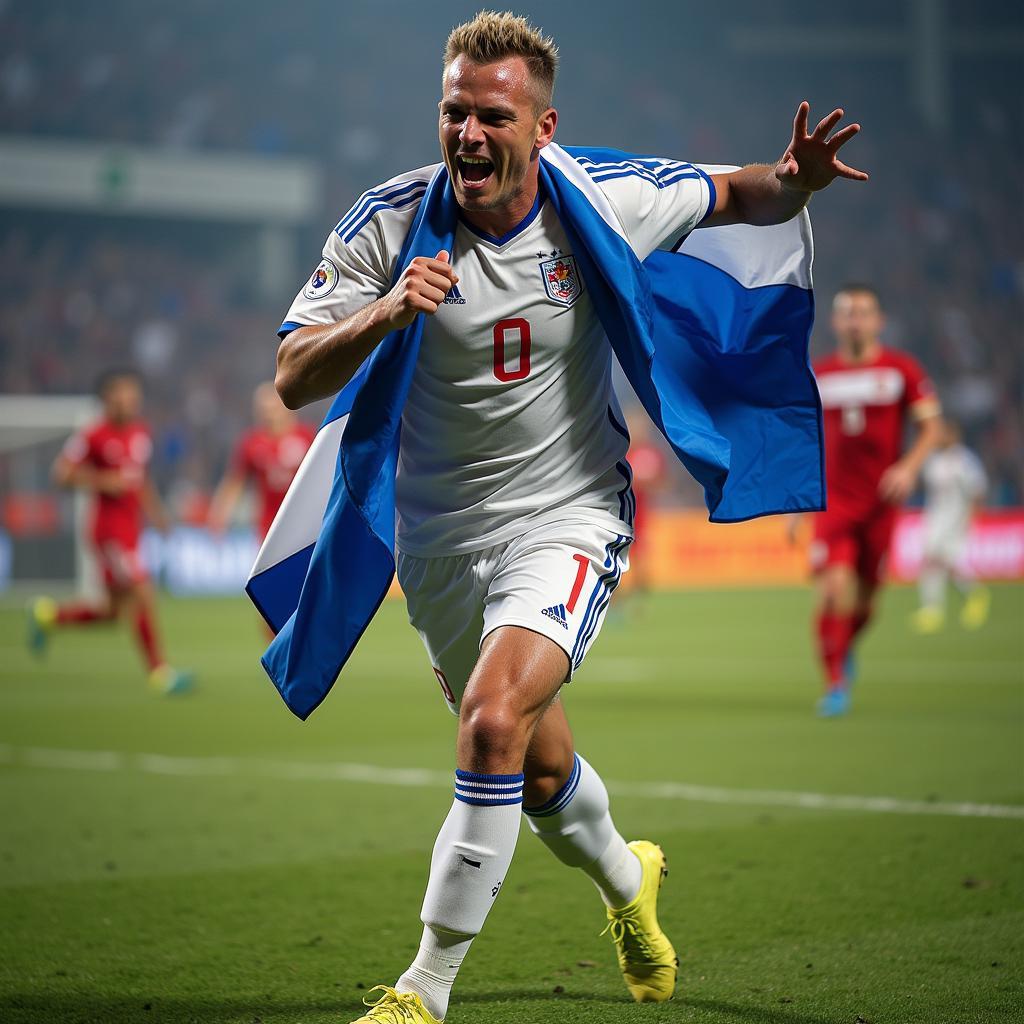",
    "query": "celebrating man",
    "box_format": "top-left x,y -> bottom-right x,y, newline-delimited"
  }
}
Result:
266,12 -> 866,1021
